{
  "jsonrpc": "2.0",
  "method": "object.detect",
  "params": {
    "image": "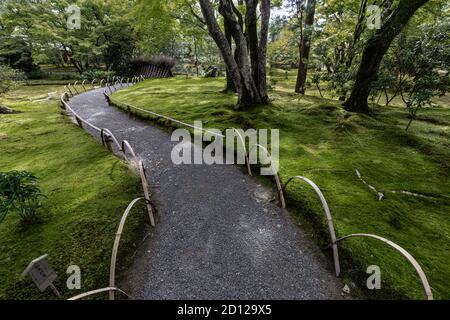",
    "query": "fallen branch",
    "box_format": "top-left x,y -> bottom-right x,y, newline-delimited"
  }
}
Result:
389,190 -> 446,201
356,169 -> 448,201
355,169 -> 385,200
